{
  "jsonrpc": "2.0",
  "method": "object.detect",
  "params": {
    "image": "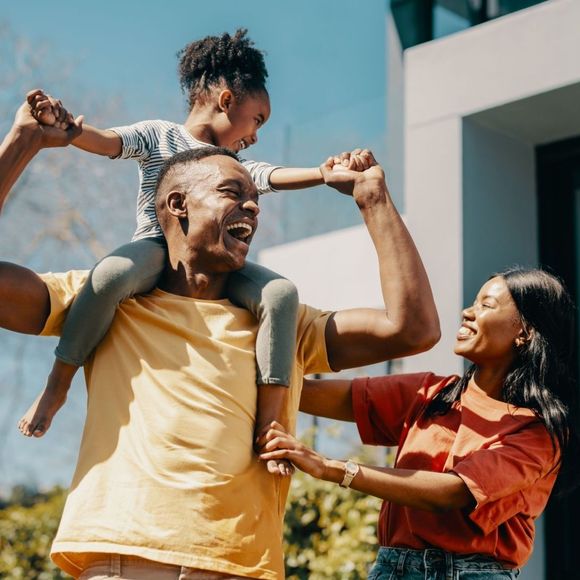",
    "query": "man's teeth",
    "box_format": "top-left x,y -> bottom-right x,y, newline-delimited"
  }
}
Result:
239,139 -> 247,150
226,222 -> 253,239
